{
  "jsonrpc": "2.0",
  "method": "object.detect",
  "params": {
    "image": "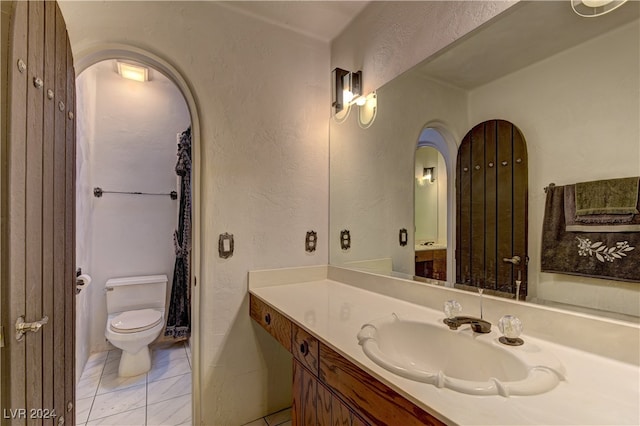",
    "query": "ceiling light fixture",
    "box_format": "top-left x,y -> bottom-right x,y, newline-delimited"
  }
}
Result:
116,61 -> 149,82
